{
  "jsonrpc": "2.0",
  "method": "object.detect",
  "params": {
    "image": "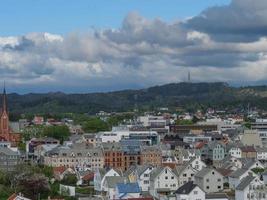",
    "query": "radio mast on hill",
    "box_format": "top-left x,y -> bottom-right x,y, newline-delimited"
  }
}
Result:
188,71 -> 191,82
